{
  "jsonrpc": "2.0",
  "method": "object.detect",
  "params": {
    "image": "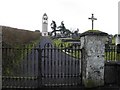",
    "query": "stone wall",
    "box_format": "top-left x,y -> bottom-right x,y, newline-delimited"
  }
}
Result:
105,61 -> 120,86
0,26 -> 2,90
